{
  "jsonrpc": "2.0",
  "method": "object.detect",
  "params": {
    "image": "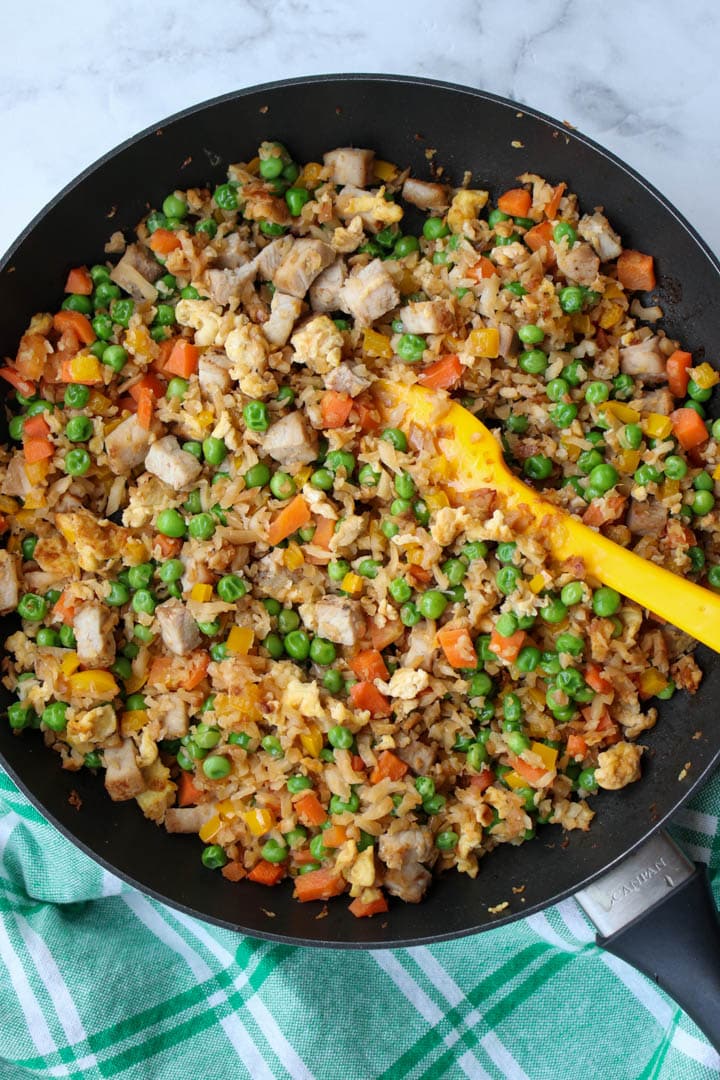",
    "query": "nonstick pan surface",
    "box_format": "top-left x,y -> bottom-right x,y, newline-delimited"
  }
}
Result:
1,74 -> 719,947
